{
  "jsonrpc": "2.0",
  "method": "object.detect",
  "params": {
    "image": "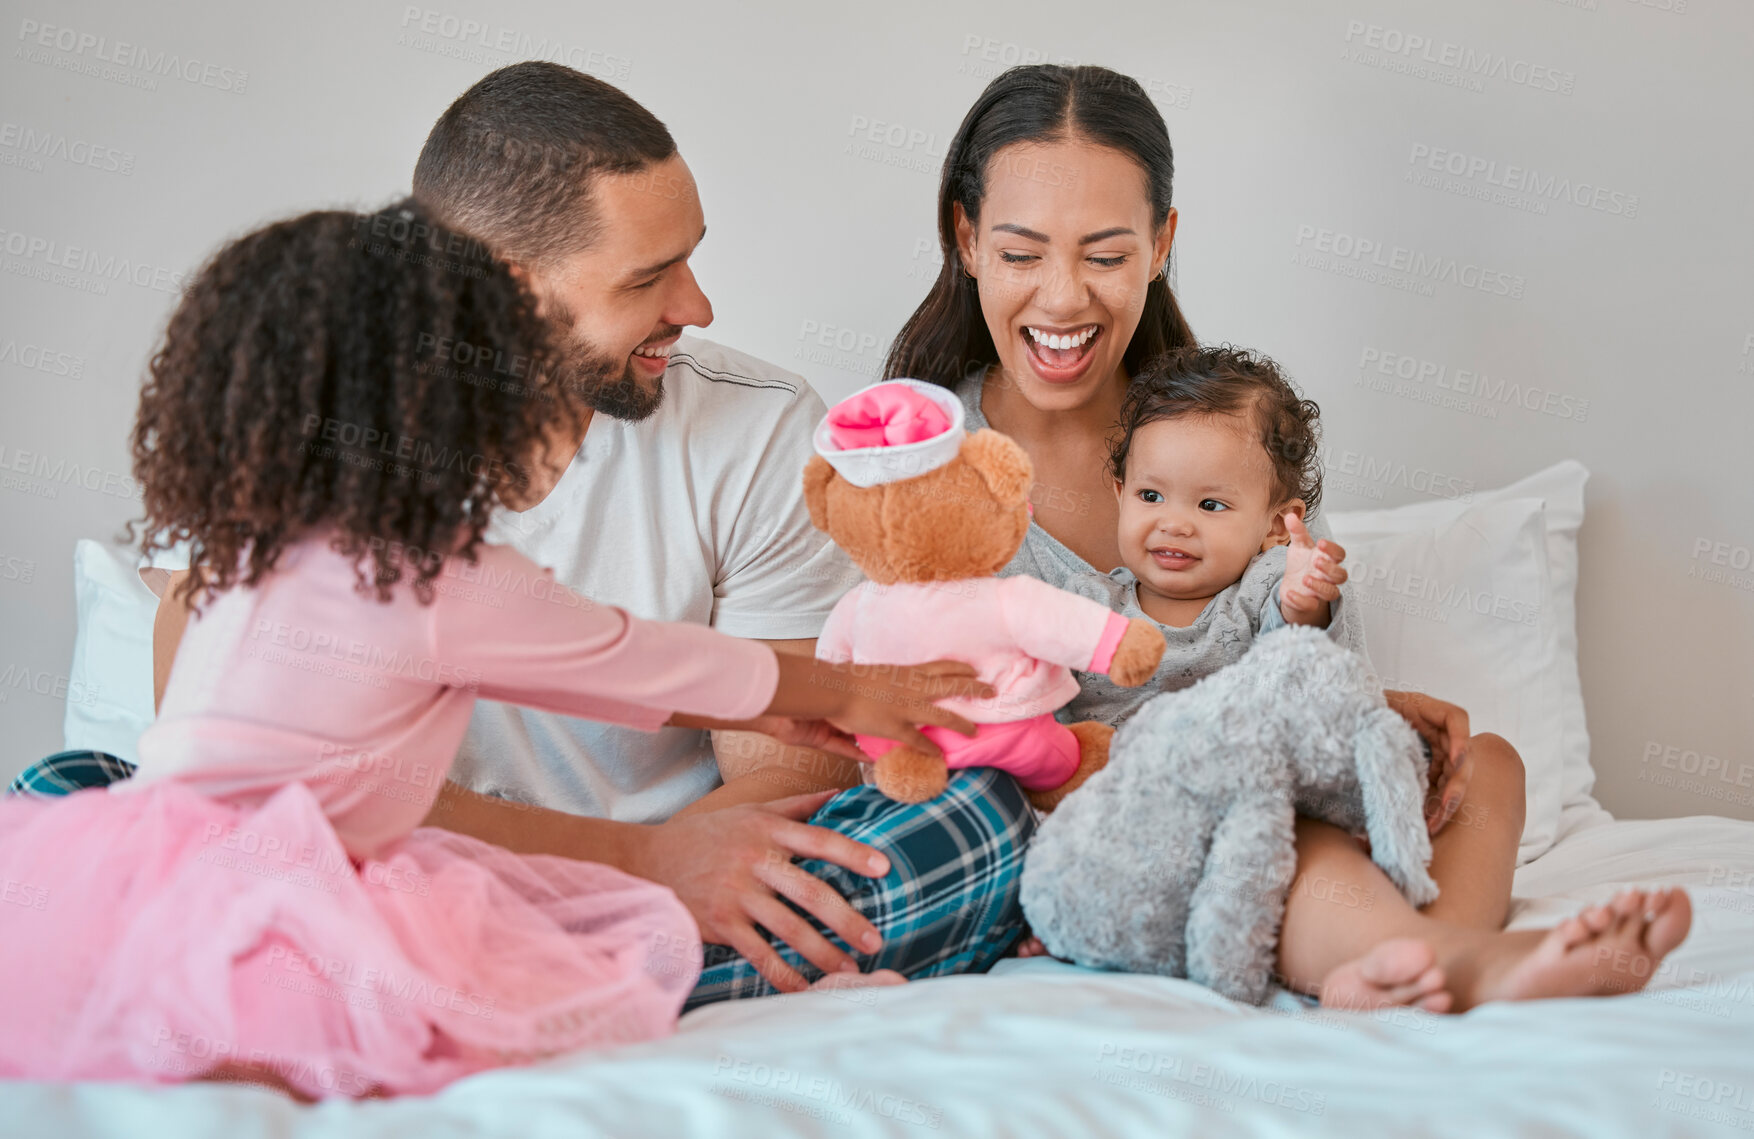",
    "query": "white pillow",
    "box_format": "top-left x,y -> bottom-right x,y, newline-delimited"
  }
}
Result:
1328,461 -> 1592,863
1330,462 -> 1593,801
62,540 -> 160,762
